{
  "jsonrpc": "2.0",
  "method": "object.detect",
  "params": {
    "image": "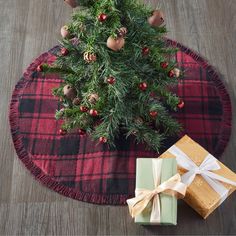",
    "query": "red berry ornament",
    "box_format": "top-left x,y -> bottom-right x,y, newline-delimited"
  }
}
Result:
98,13 -> 108,22
142,47 -> 150,56
78,129 -> 86,135
139,82 -> 148,91
107,76 -> 116,84
89,109 -> 98,117
178,99 -> 185,109
59,129 -> 67,135
160,62 -> 169,69
99,137 -> 108,143
149,111 -> 158,117
80,106 -> 89,112
168,70 -> 175,78
61,47 -> 69,56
